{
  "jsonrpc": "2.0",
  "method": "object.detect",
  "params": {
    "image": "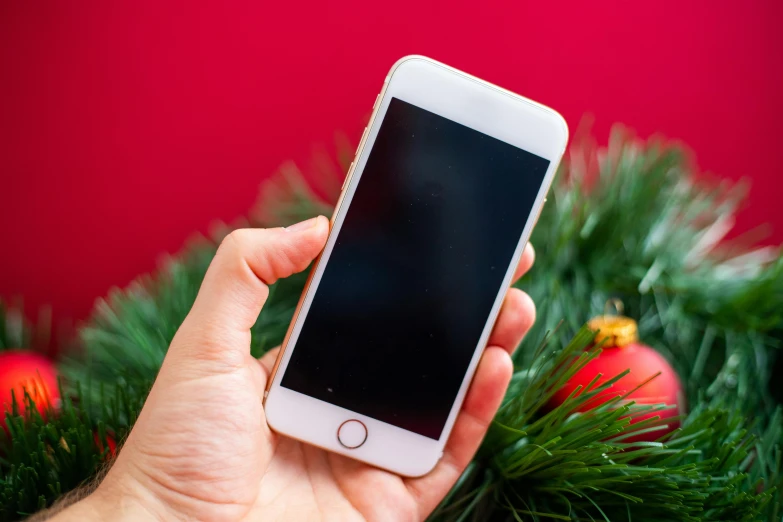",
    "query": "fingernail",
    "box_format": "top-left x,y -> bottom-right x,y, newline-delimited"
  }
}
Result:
286,216 -> 320,233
